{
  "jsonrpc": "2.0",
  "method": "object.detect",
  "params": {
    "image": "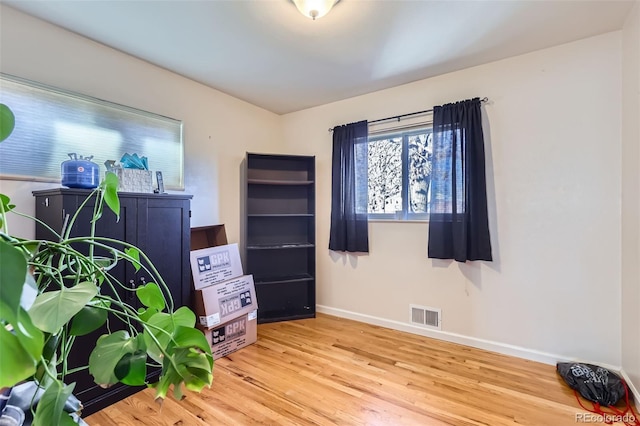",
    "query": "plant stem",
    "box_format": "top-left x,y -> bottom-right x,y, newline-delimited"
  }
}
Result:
11,210 -> 62,241
62,188 -> 100,241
